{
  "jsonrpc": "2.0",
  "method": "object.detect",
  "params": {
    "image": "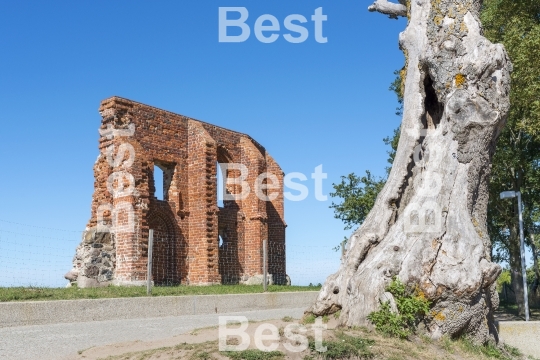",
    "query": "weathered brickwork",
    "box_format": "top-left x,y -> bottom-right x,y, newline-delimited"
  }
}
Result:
65,97 -> 286,287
